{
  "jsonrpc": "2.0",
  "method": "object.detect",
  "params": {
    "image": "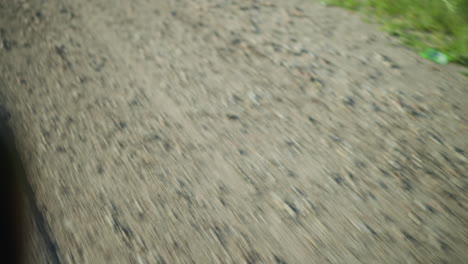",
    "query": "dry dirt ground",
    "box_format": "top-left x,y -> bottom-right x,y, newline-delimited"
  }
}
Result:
1,0 -> 467,263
